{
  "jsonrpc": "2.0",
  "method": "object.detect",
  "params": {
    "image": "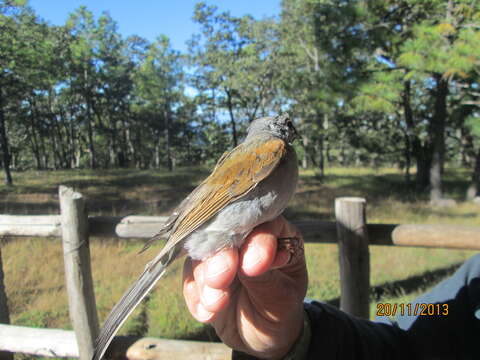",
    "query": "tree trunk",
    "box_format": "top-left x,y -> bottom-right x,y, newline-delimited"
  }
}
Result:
302,135 -> 308,169
125,126 -> 138,169
39,126 -> 49,169
466,148 -> 480,200
155,128 -> 161,169
67,109 -> 78,169
164,104 -> 173,171
429,75 -> 449,203
51,126 -> 60,170
28,111 -> 42,170
339,143 -> 346,166
108,137 -> 116,168
319,138 -> 325,176
326,142 -> 331,163
84,69 -> 96,169
317,113 -> 326,177
402,80 -> 430,189
86,99 -> 96,169
54,119 -> 69,169
108,115 -> 118,168
119,119 -> 129,168
316,137 -> 324,177
48,89 -> 67,169
404,132 -> 411,183
0,89 -> 12,186
225,88 -> 238,147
